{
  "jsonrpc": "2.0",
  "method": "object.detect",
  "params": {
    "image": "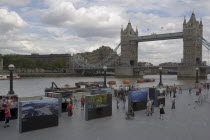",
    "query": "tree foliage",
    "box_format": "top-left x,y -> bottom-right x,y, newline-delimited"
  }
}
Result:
1,55 -> 68,70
